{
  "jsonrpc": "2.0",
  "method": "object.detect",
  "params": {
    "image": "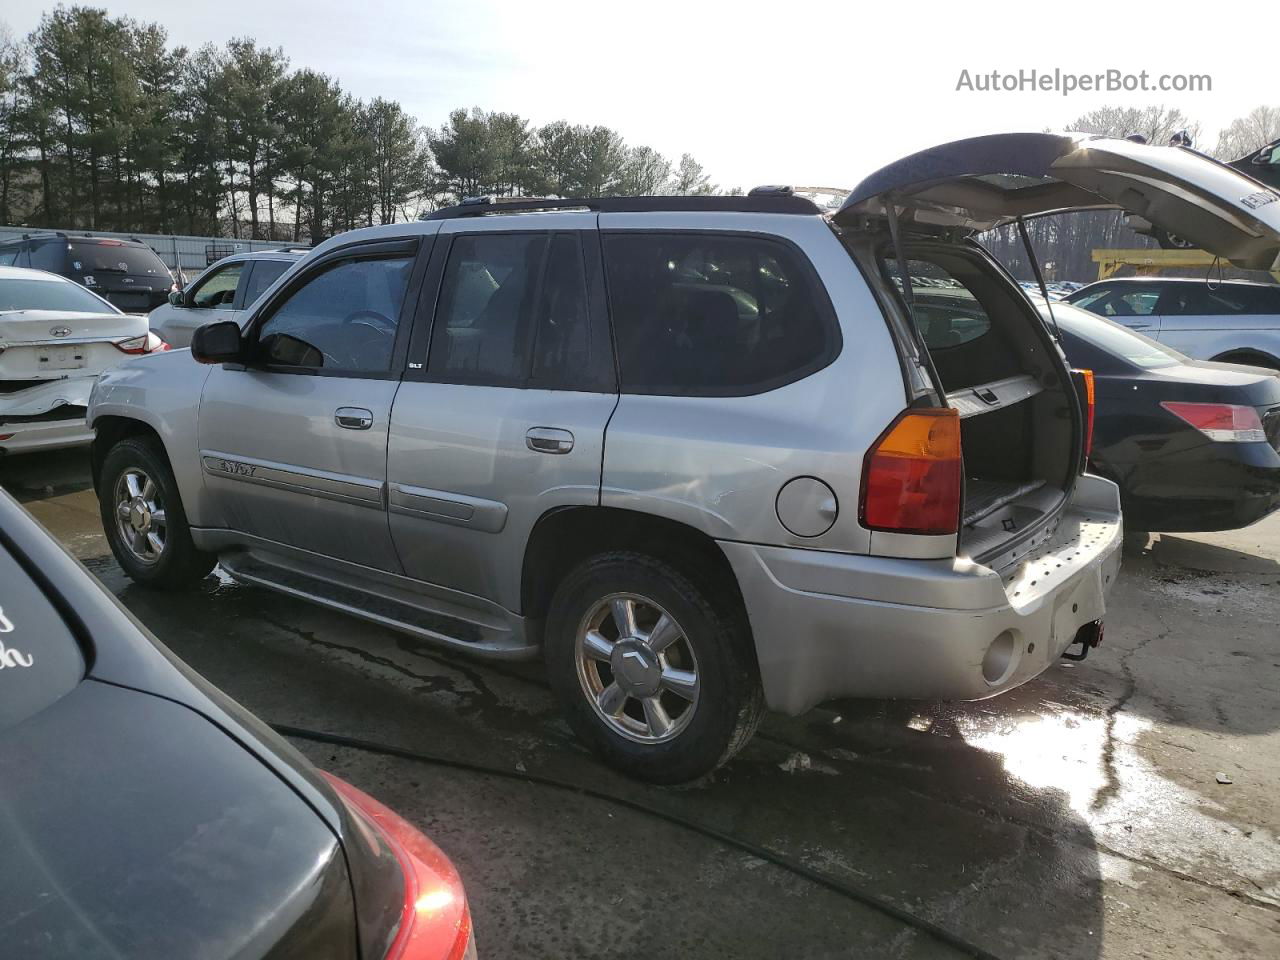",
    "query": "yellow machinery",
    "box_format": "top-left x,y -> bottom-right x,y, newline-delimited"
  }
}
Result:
1091,248 -> 1280,283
